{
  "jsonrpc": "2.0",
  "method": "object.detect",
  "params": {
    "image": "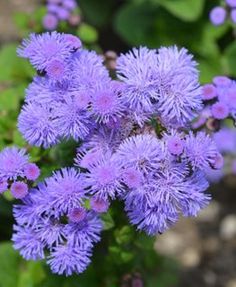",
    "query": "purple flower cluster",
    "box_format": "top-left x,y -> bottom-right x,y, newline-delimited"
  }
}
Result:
206,127 -> 236,183
14,32 -> 224,275
209,0 -> 236,26
193,76 -> 236,129
43,0 -> 79,30
0,147 -> 40,199
12,168 -> 103,276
